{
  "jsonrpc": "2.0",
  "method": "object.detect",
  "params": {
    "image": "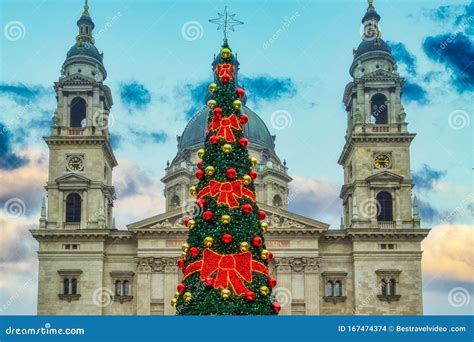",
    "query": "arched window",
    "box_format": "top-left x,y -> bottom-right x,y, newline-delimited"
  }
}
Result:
65,193 -> 81,223
273,194 -> 283,207
70,97 -> 86,128
71,278 -> 77,295
335,281 -> 343,297
63,278 -> 70,295
123,280 -> 130,296
115,280 -> 122,296
371,94 -> 388,124
171,195 -> 180,208
376,191 -> 393,222
389,278 -> 396,296
326,281 -> 334,297
380,278 -> 388,296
